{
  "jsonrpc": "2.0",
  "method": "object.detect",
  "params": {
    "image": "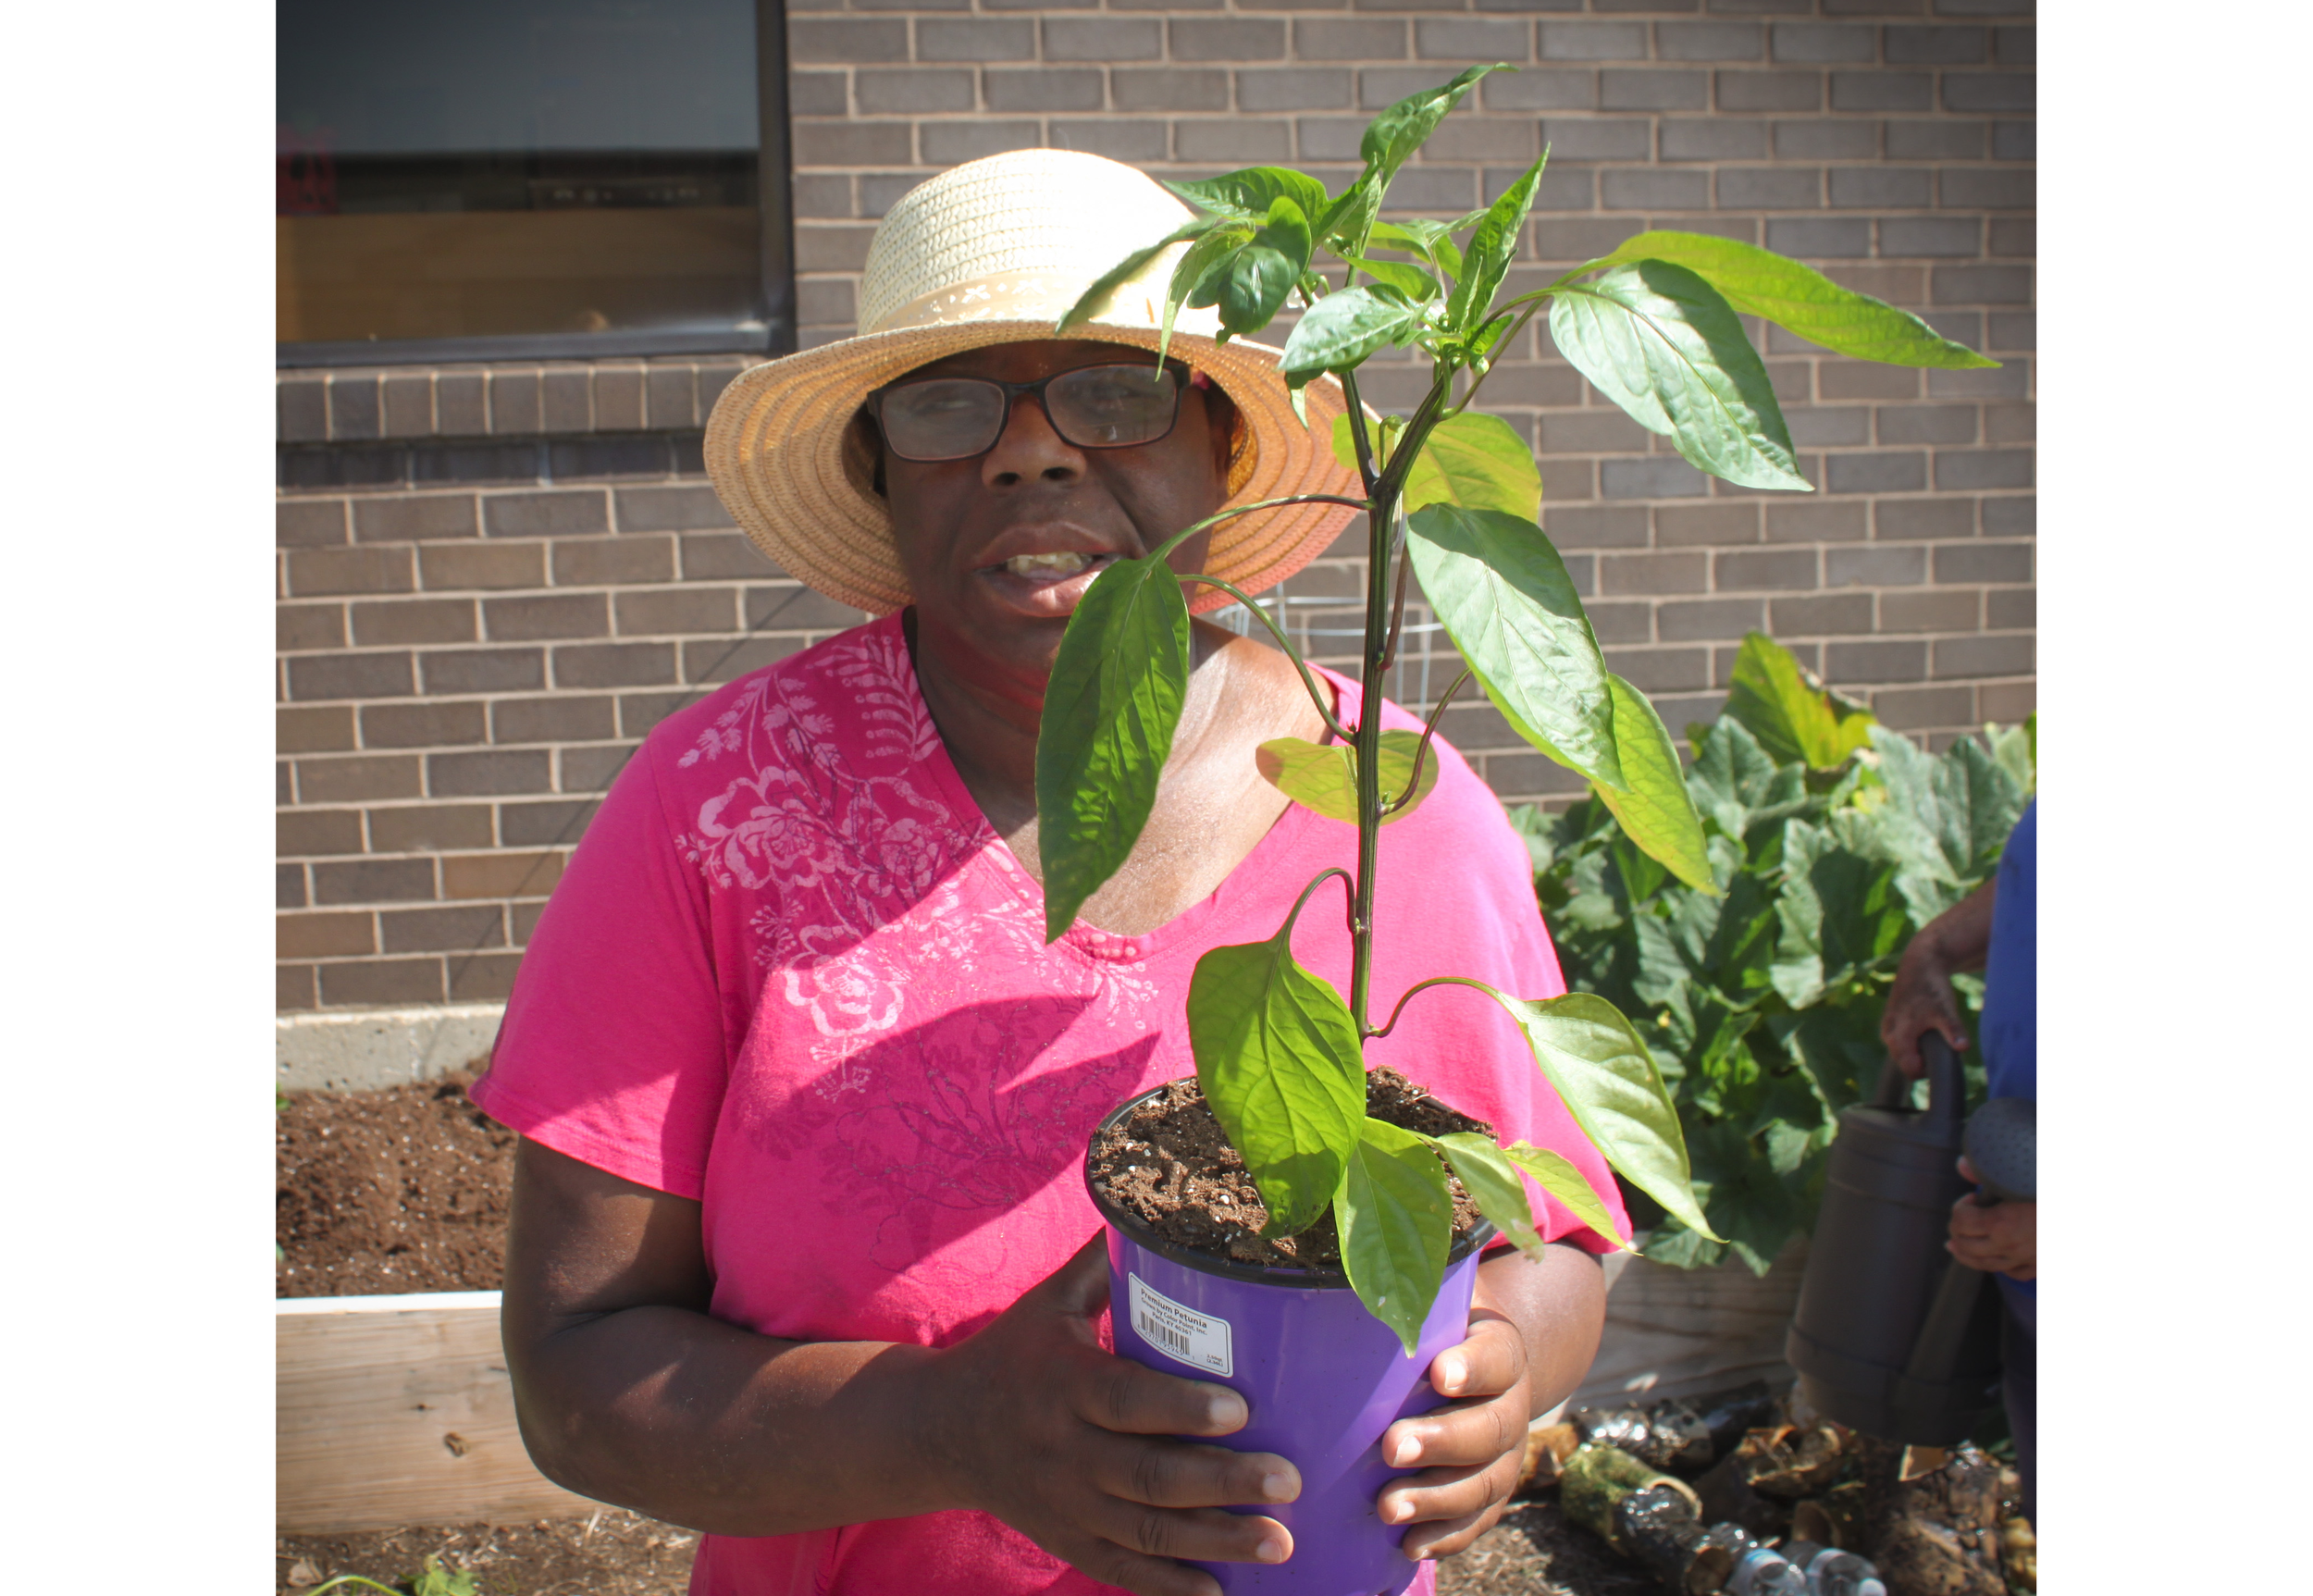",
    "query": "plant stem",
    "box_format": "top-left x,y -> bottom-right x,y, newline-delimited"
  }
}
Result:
1382,666 -> 1471,813
1182,574 -> 1354,743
